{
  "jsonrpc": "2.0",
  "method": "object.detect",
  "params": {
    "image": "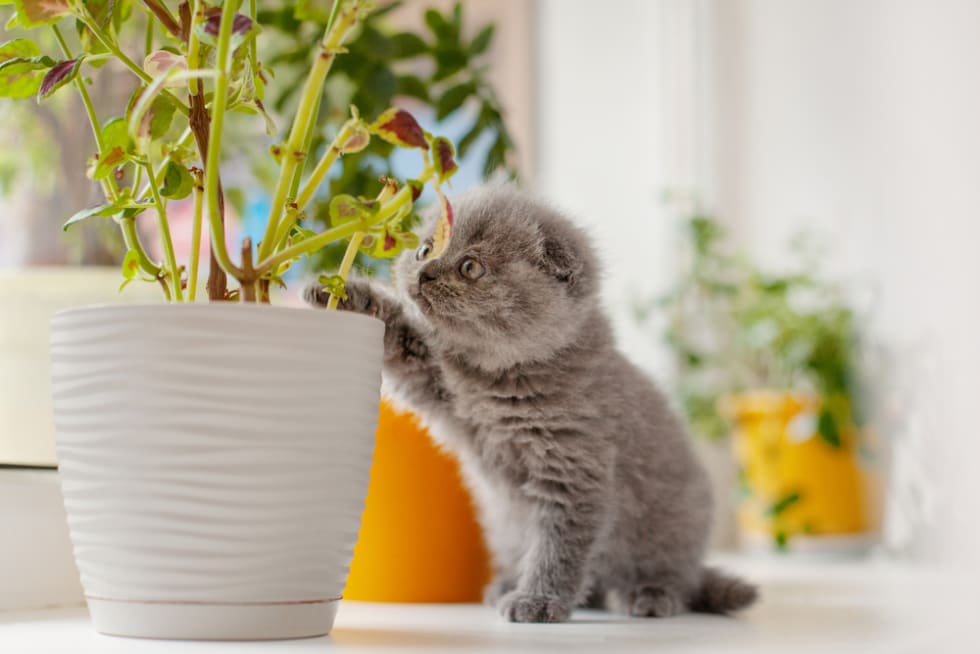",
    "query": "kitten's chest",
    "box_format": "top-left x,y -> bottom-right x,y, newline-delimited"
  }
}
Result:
440,359 -> 555,429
